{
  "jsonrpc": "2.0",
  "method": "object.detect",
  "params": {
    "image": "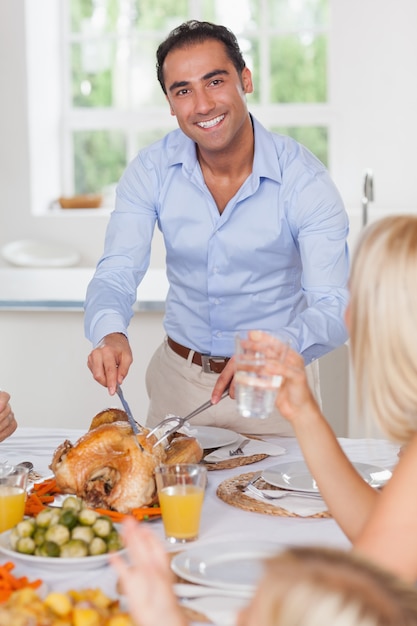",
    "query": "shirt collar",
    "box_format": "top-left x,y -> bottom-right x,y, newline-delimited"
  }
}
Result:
167,114 -> 282,184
